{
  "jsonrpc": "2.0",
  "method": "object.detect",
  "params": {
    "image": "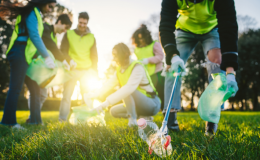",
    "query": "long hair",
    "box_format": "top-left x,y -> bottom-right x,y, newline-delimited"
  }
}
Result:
132,24 -> 153,48
0,1 -> 49,32
113,43 -> 131,66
